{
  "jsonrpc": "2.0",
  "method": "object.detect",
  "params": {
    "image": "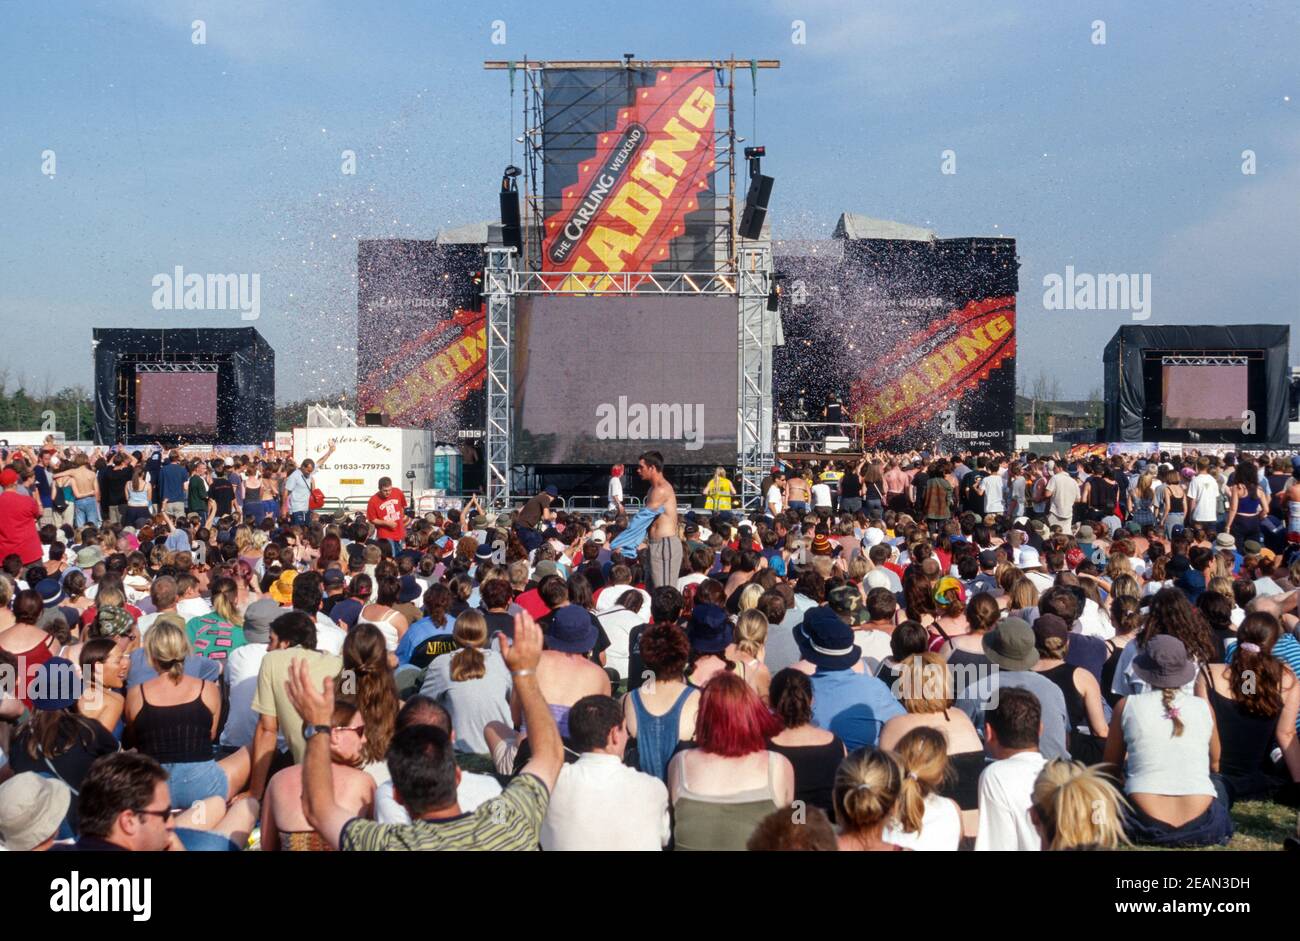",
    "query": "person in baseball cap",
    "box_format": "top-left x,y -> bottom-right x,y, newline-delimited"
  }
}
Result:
0,773 -> 71,851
